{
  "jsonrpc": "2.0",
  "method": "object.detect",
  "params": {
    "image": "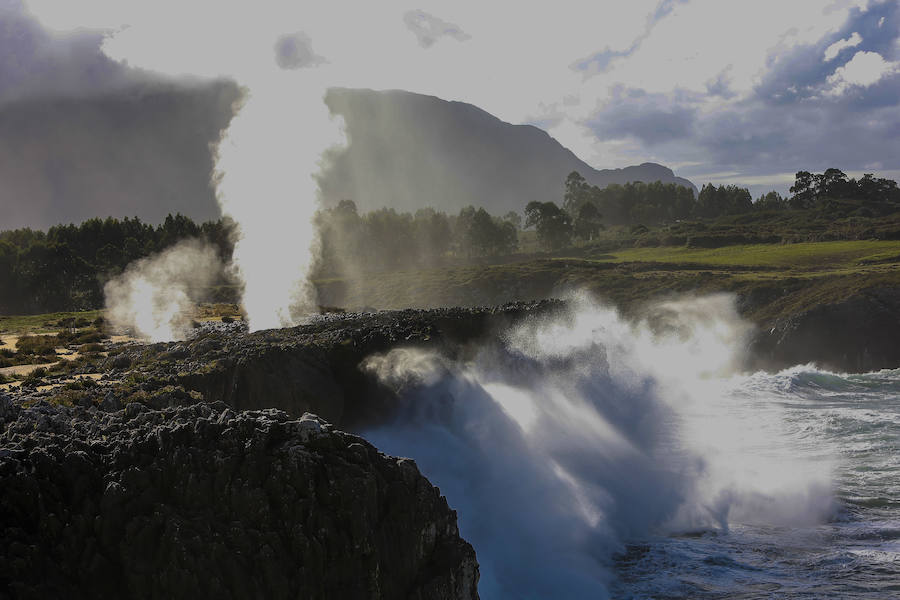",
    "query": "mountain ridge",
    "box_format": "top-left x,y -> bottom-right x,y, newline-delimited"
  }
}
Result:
319,87 -> 697,215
